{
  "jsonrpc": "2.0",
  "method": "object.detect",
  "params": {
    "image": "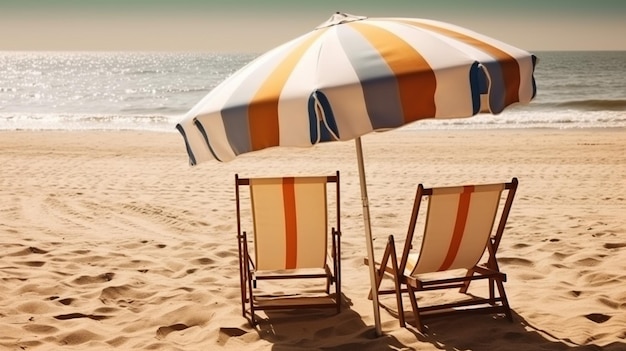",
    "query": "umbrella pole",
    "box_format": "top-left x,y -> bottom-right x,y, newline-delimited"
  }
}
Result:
355,137 -> 383,337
